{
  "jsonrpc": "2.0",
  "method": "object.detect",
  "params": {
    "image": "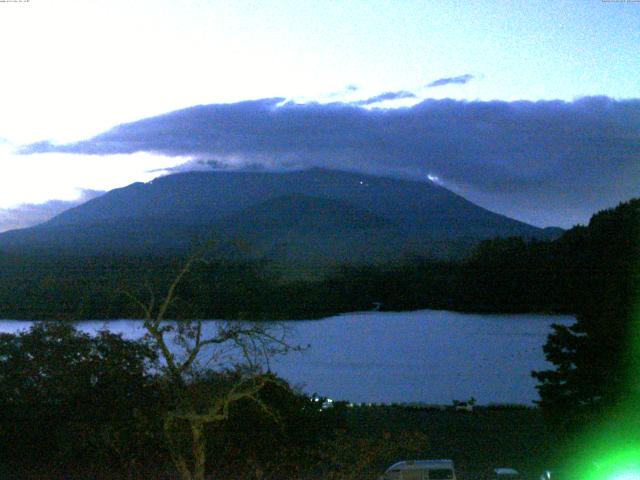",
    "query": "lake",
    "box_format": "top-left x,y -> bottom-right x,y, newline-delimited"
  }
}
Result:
0,309 -> 574,405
